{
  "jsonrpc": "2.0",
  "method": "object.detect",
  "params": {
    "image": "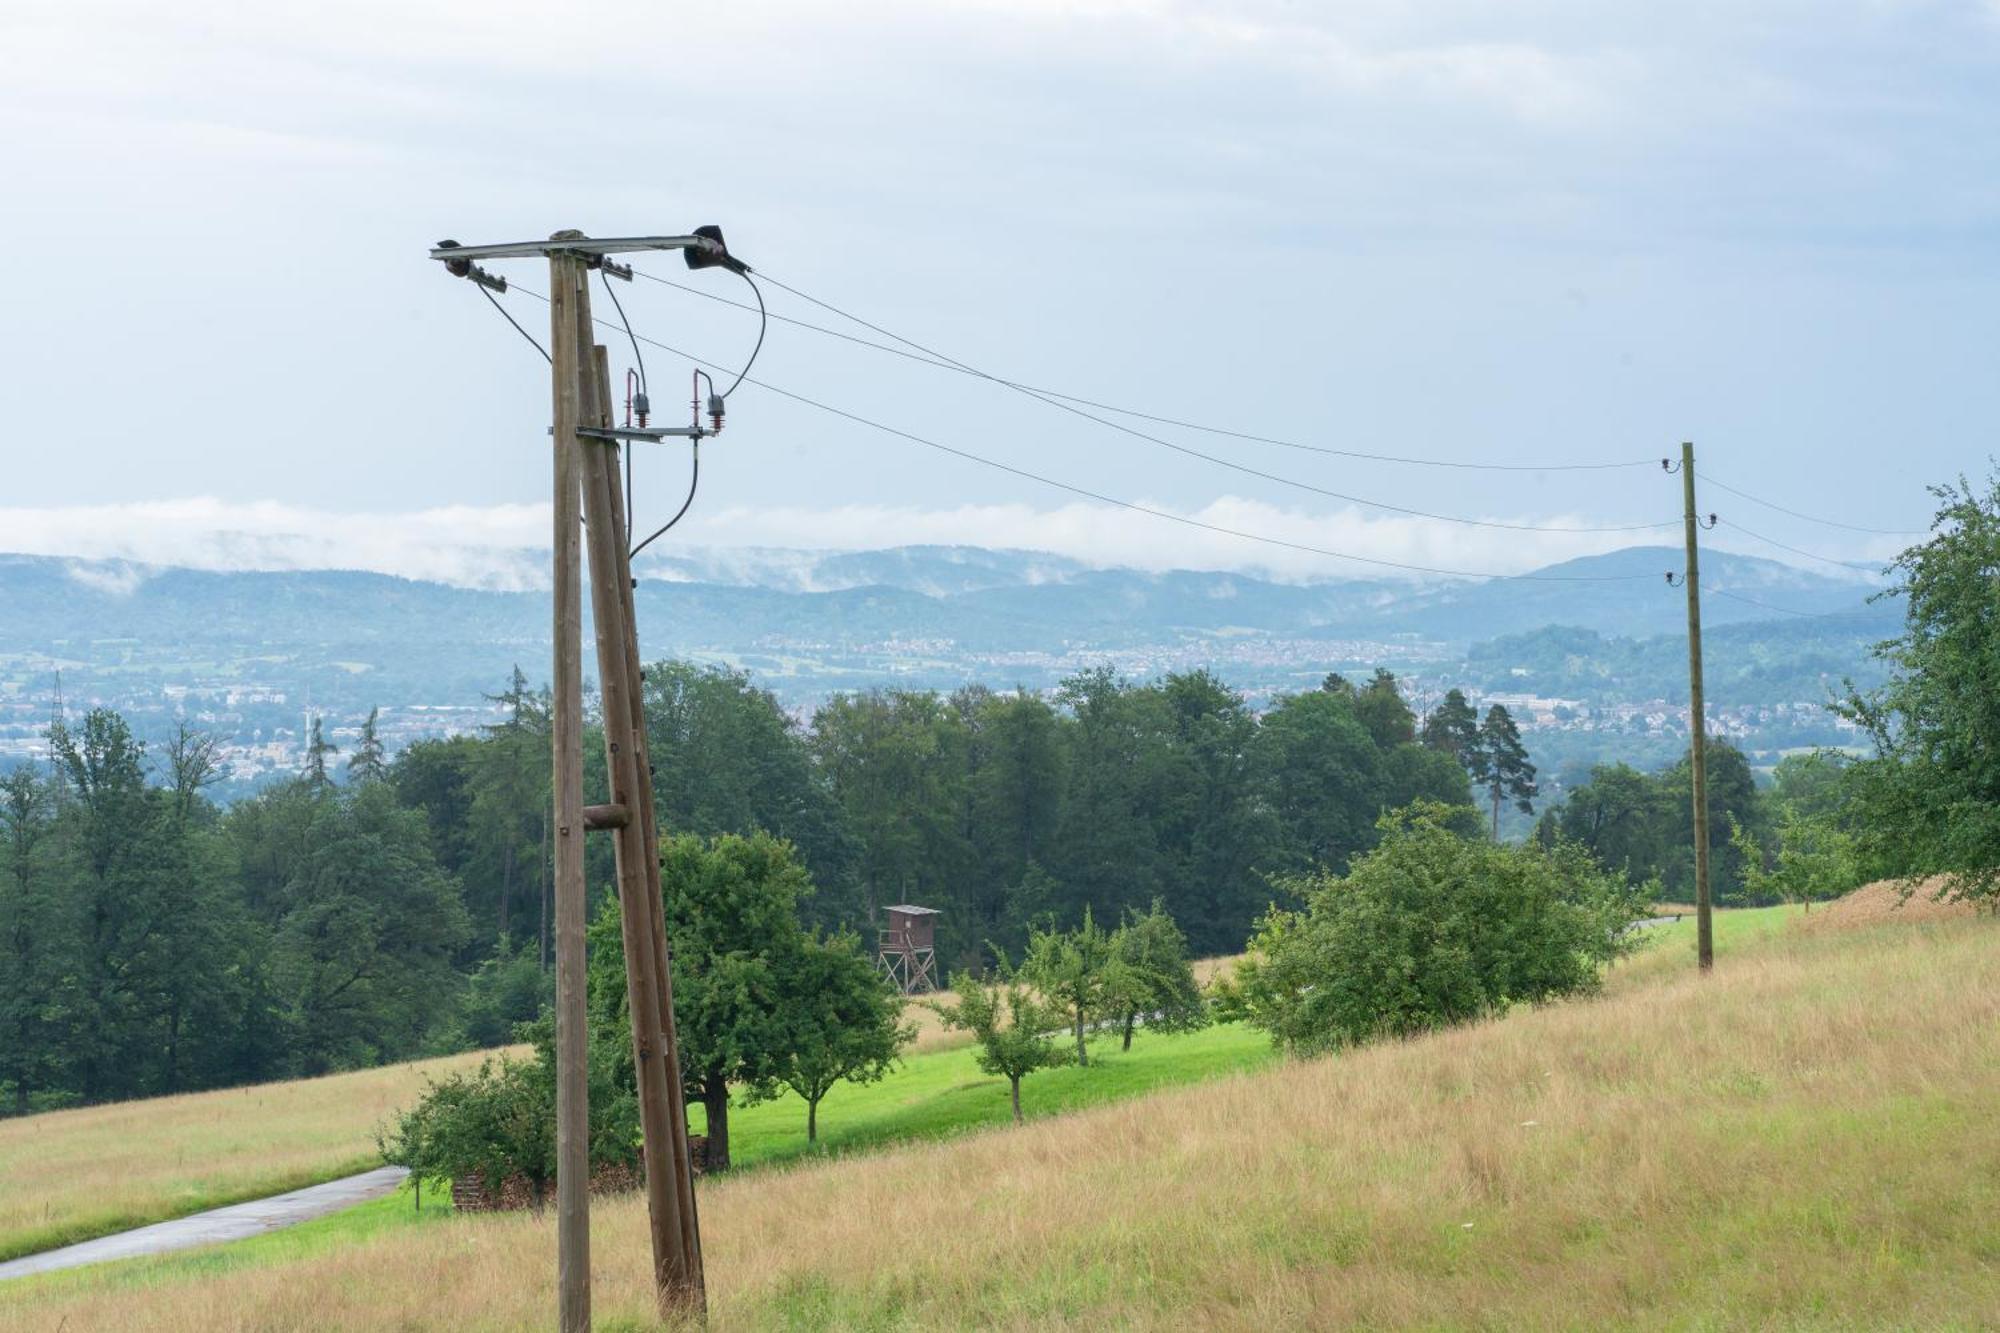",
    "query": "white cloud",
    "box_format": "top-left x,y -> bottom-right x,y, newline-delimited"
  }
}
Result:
0,498 -> 550,592
0,494 -> 1810,590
